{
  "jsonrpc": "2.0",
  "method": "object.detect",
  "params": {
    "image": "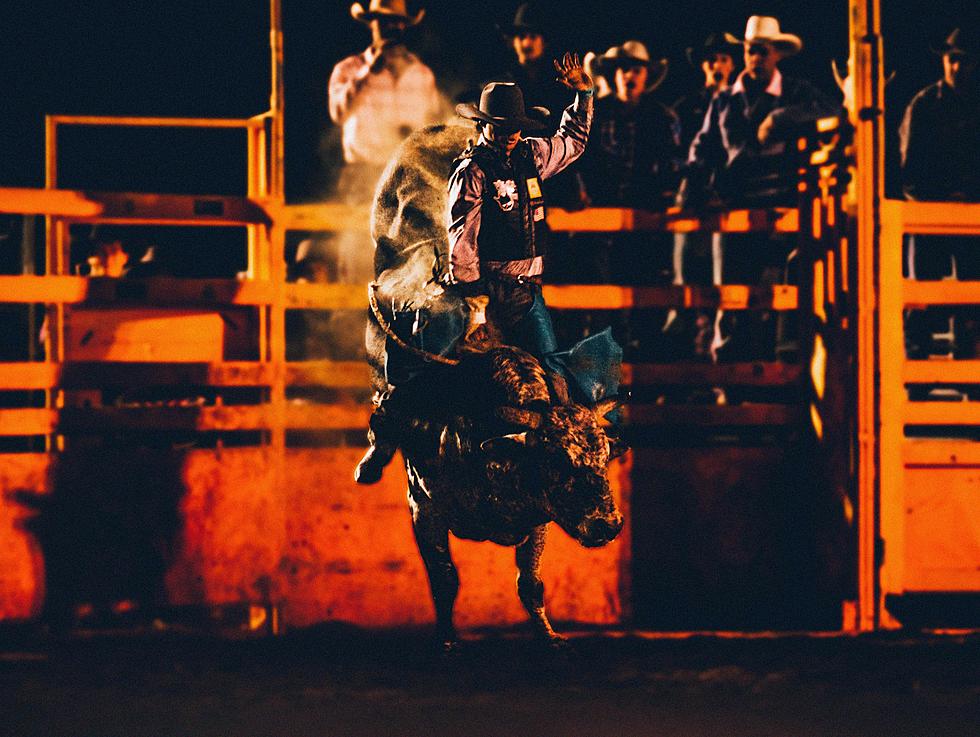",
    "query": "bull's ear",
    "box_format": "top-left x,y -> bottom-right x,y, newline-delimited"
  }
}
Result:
480,432 -> 535,454
593,392 -> 629,420
606,435 -> 630,461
